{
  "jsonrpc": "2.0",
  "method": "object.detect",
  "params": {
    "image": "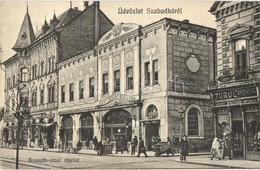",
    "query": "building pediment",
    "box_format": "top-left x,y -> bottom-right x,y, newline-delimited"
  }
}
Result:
98,23 -> 140,45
